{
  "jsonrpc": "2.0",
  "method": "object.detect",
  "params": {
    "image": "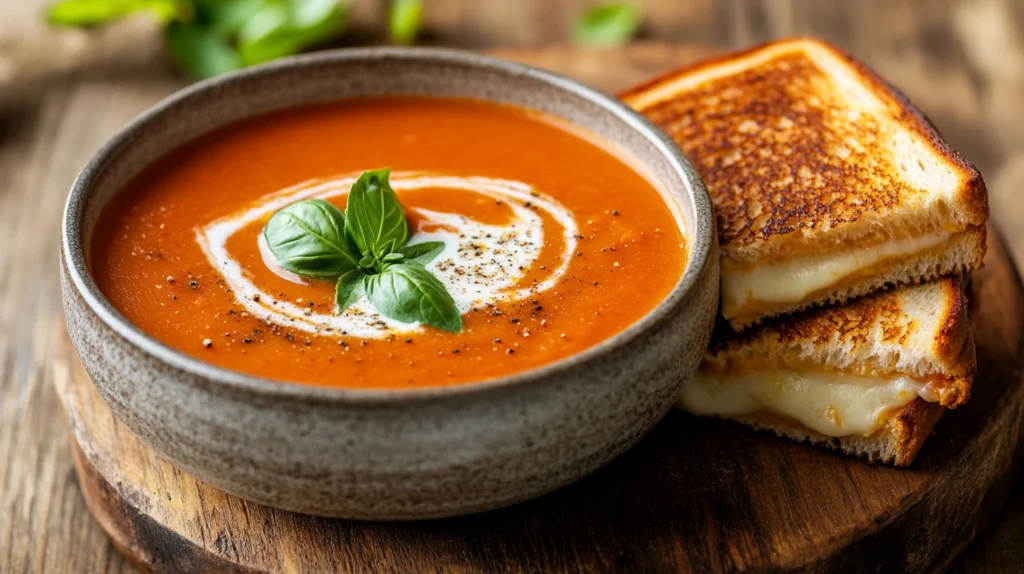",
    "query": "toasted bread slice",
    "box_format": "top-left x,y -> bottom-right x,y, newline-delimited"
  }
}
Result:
622,38 -> 988,329
680,277 -> 975,466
